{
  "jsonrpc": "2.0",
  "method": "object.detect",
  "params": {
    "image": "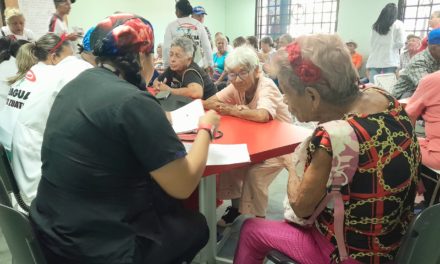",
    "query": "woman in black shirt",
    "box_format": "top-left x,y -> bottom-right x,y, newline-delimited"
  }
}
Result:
30,13 -> 220,264
153,36 -> 217,100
